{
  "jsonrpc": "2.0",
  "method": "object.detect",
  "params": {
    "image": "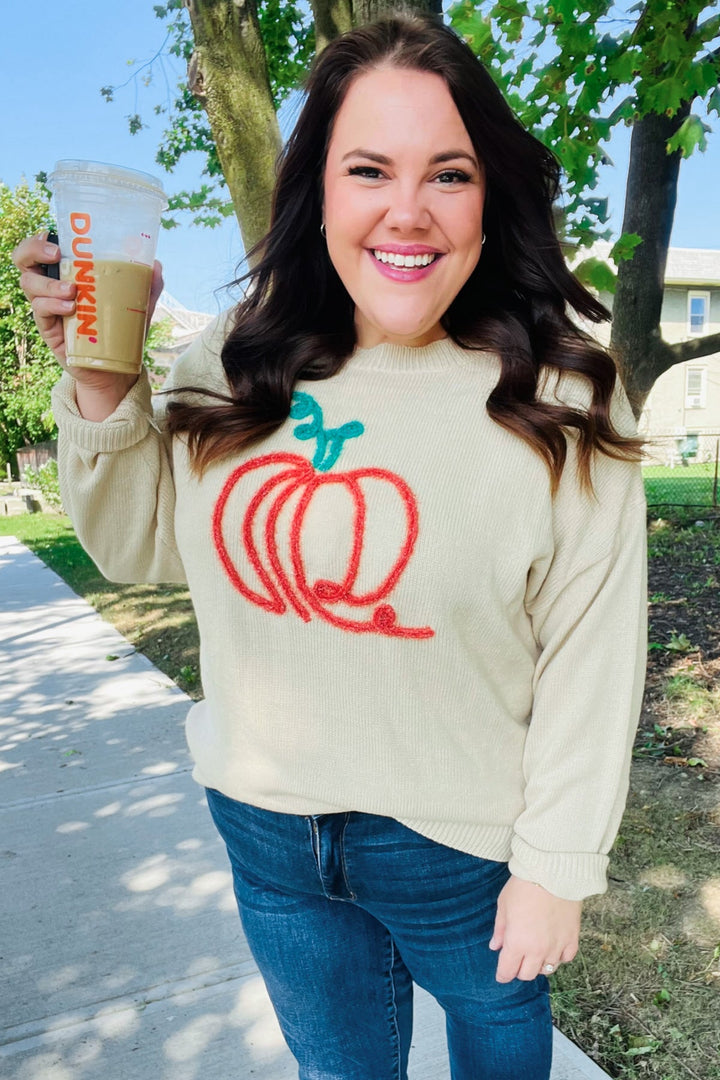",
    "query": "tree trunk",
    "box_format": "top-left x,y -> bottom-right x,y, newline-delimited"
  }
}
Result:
184,0 -> 282,259
609,104 -> 690,414
311,0 -> 353,54
352,0 -> 443,24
